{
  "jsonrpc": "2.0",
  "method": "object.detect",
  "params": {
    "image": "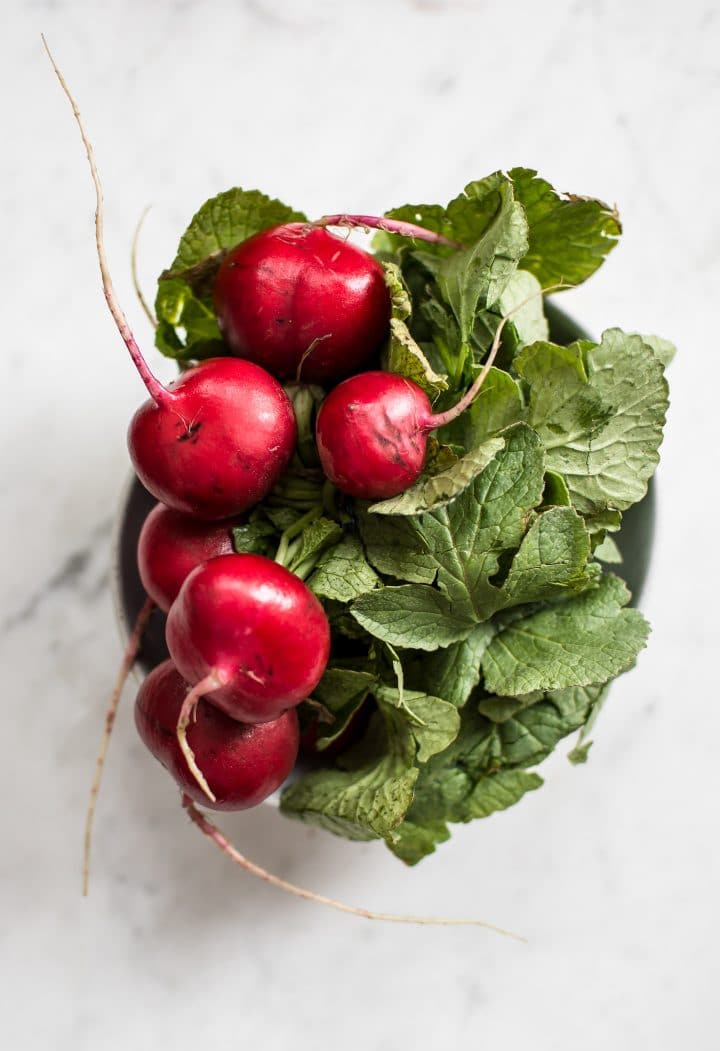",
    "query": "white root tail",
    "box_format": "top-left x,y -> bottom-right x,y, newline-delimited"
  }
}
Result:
131,206 -> 158,329
182,796 -> 525,938
176,673 -> 225,803
83,597 -> 154,896
42,35 -> 170,407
